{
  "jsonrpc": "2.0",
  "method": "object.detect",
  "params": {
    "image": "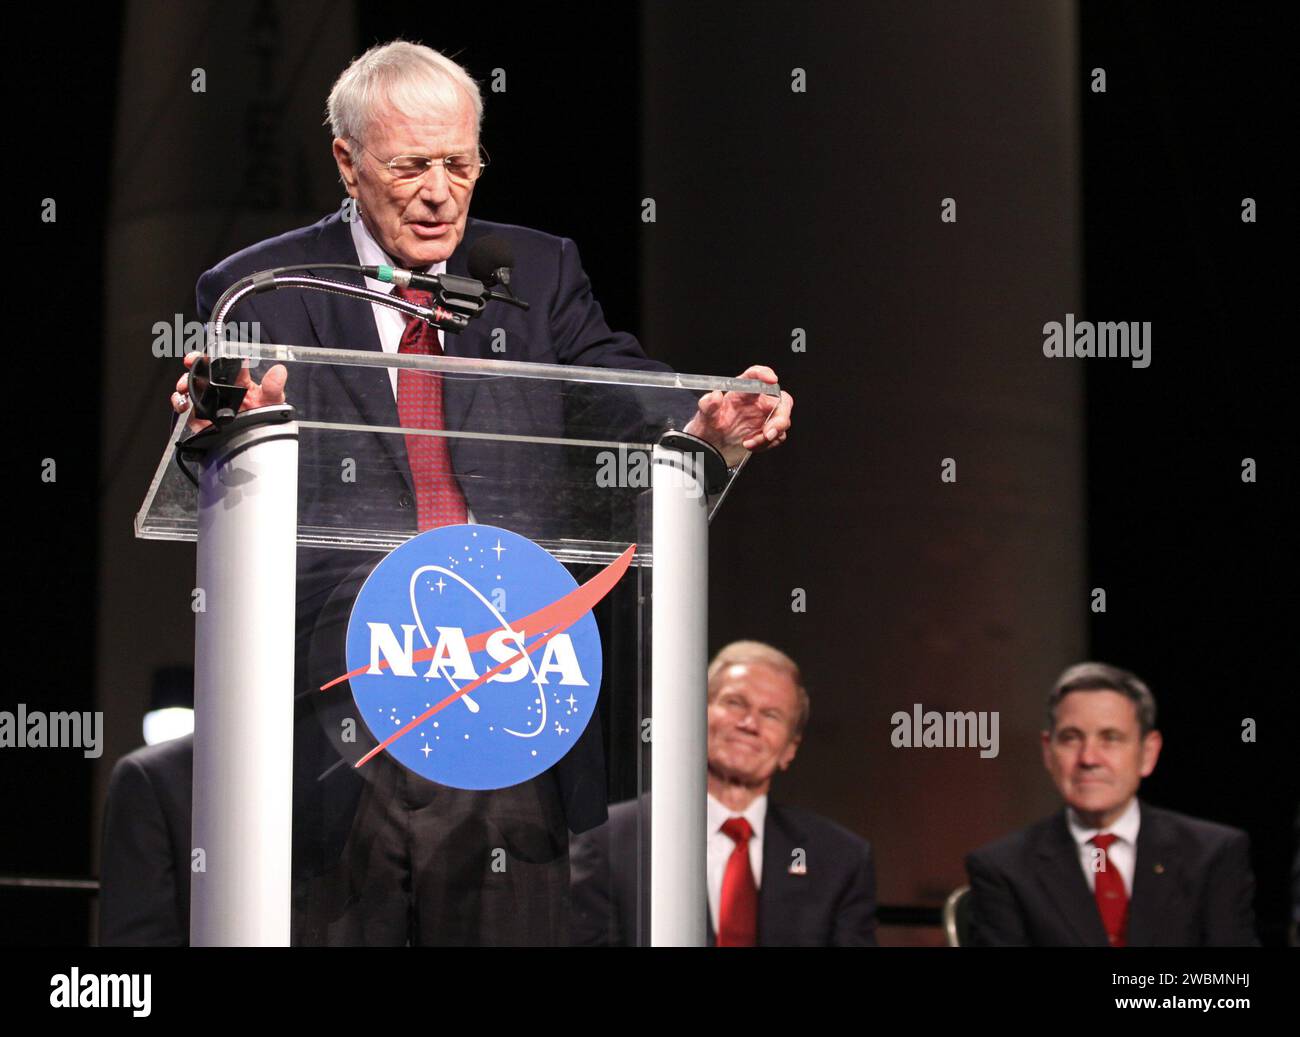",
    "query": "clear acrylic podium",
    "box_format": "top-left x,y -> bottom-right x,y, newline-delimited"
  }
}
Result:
135,341 -> 773,947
